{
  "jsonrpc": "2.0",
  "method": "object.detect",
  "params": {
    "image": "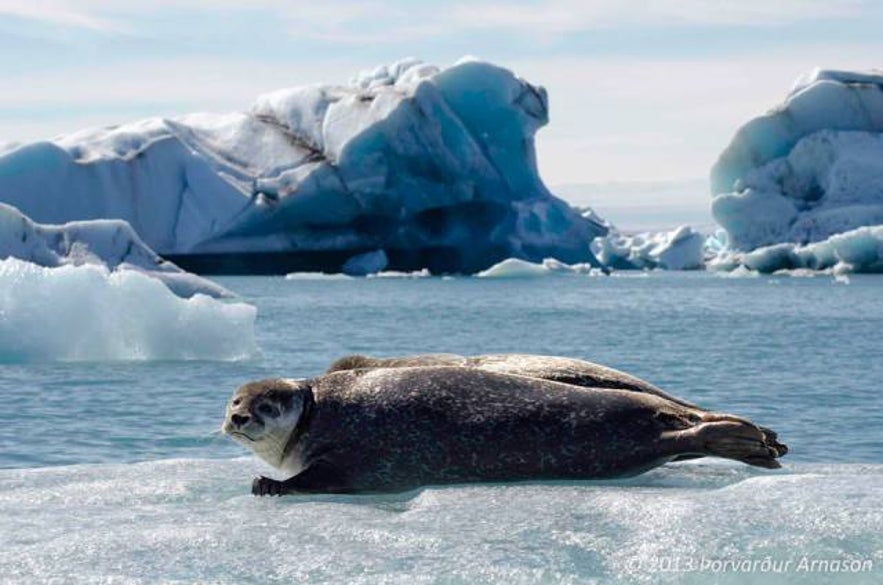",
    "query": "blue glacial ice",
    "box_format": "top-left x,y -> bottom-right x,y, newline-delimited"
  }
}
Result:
0,257 -> 257,362
711,69 -> 883,274
0,58 -> 604,274
0,203 -> 230,298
